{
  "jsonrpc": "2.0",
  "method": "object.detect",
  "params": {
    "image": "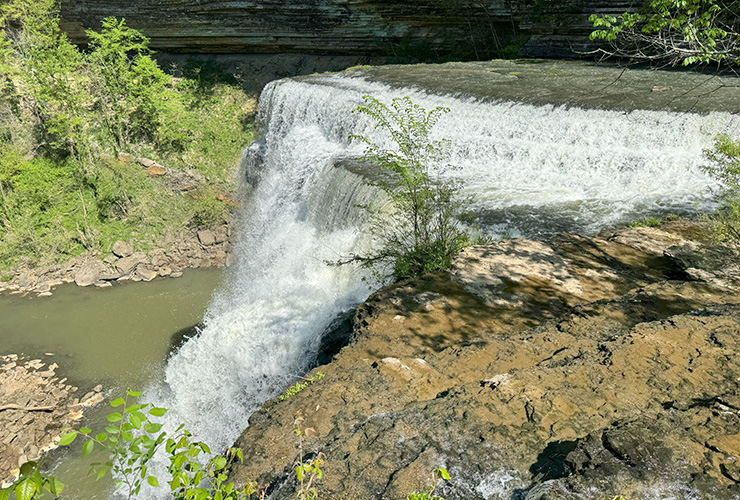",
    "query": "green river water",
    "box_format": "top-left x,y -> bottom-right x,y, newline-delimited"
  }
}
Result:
0,269 -> 223,498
